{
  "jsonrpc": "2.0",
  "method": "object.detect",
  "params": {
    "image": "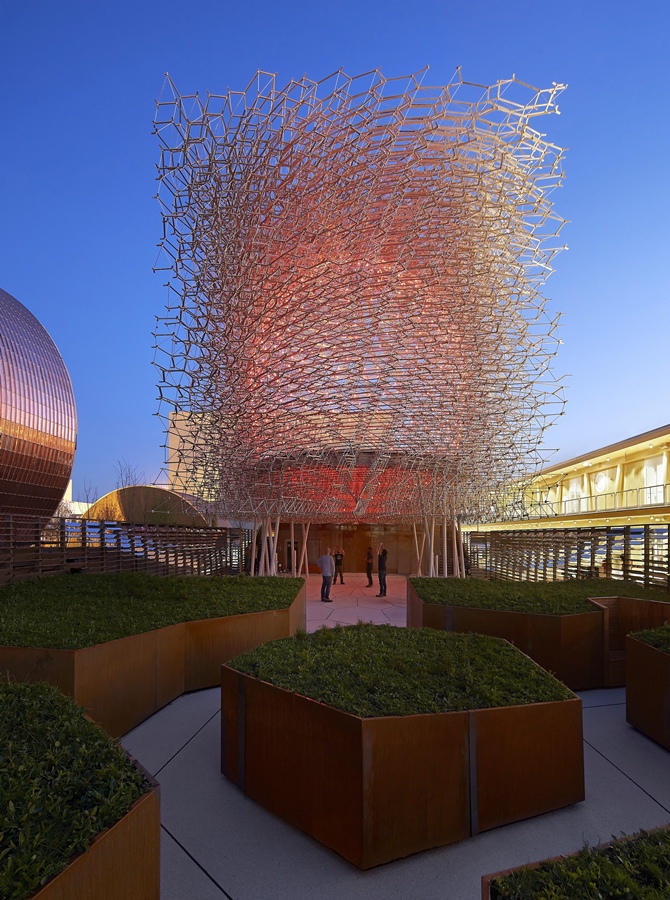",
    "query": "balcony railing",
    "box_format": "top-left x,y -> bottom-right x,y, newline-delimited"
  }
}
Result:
501,483 -> 670,521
